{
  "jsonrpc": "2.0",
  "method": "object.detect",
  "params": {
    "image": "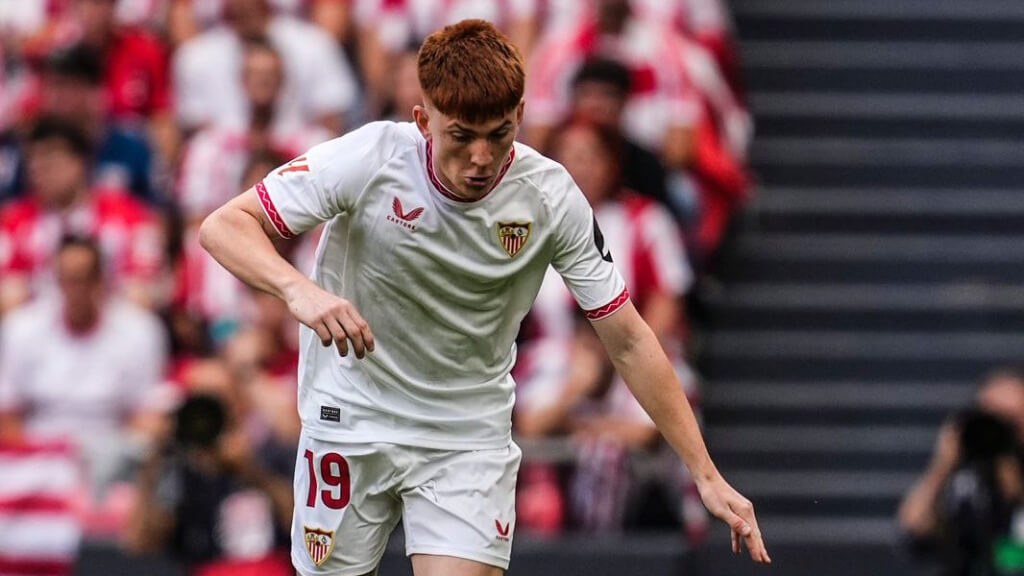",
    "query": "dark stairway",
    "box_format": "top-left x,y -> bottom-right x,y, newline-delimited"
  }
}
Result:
698,1 -> 1024,575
